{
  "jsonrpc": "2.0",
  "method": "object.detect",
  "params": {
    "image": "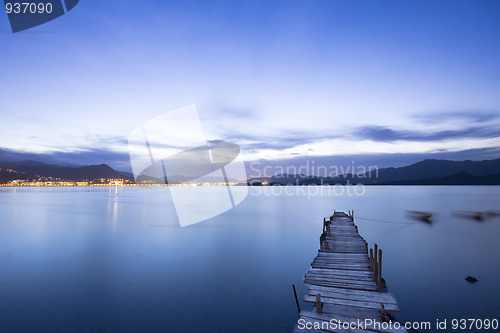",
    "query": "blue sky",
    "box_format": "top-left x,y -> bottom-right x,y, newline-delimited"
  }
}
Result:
1,0 -> 500,171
